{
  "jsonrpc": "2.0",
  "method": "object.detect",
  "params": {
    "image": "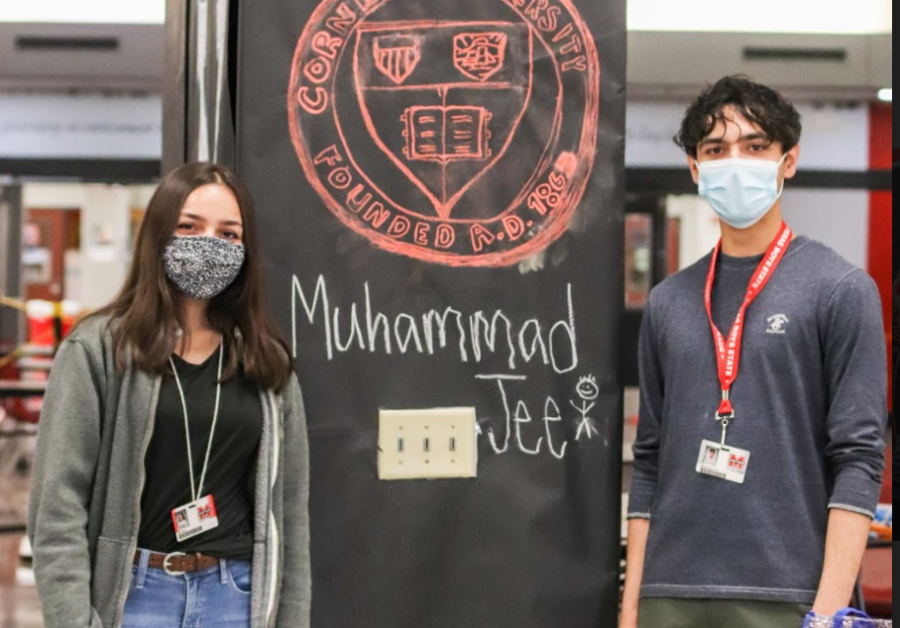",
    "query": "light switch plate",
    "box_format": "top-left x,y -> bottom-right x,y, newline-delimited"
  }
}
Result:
378,408 -> 478,481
